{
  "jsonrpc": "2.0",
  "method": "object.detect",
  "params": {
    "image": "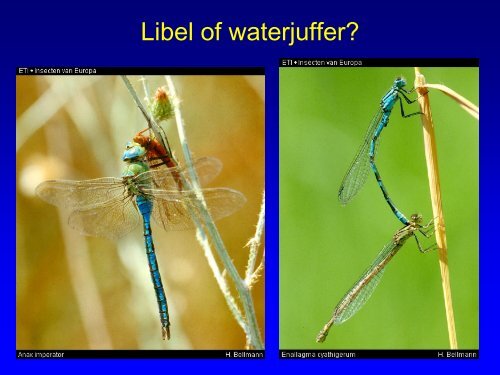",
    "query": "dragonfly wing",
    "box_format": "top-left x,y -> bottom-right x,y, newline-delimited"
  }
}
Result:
148,187 -> 246,231
338,109 -> 384,205
68,197 -> 139,240
333,267 -> 386,325
146,157 -> 223,190
199,188 -> 247,221
151,195 -> 194,231
36,178 -> 125,210
333,239 -> 402,325
189,157 -> 223,186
